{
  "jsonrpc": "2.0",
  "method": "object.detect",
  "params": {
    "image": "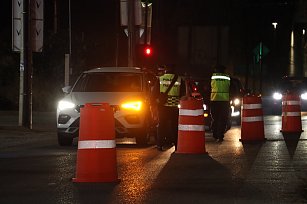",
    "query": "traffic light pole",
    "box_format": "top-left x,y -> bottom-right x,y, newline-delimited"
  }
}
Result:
19,0 -> 33,129
144,0 -> 148,45
127,0 -> 136,67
